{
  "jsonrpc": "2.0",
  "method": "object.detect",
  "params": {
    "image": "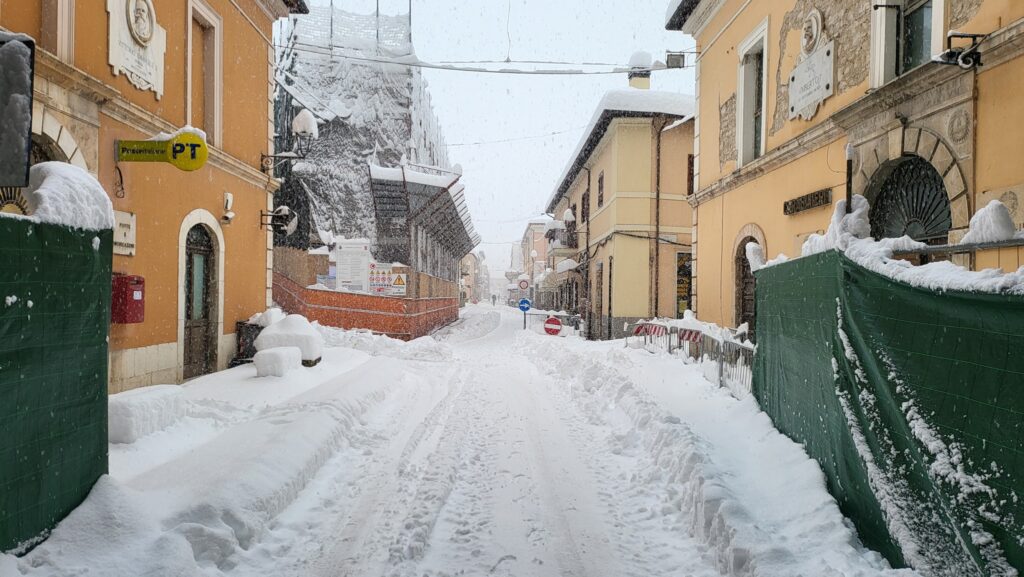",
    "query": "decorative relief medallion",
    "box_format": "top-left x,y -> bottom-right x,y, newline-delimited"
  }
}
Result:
947,109 -> 970,145
126,0 -> 155,47
800,9 -> 823,57
107,0 -> 166,99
